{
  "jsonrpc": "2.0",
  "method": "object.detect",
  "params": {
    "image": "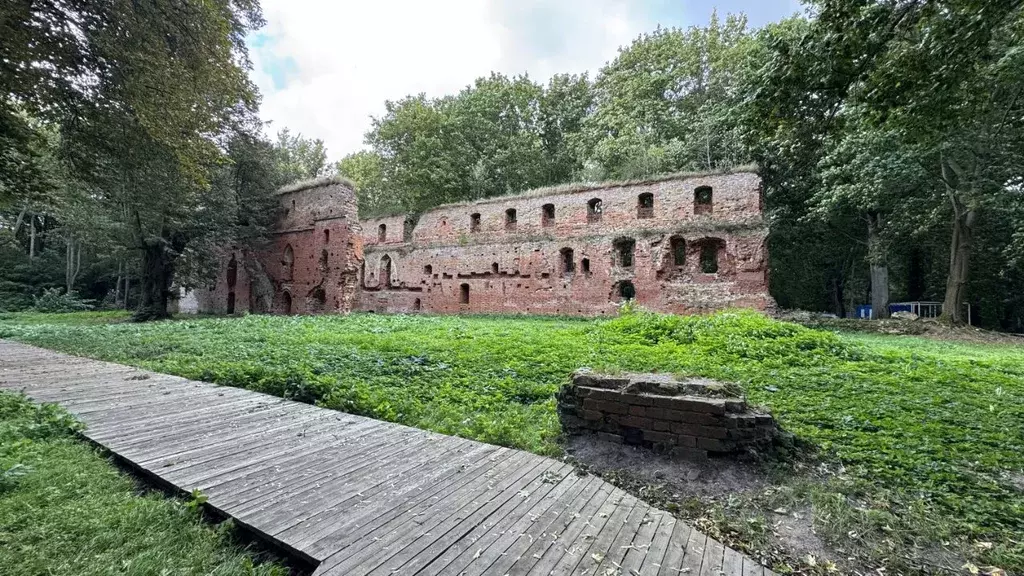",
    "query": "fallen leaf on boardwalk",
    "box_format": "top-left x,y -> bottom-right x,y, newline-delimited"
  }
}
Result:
473,548 -> 481,559
592,552 -> 605,563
